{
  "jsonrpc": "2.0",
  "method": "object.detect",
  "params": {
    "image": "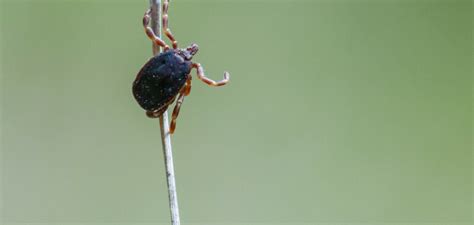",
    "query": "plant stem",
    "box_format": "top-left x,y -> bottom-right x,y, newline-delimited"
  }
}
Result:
148,0 -> 181,225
